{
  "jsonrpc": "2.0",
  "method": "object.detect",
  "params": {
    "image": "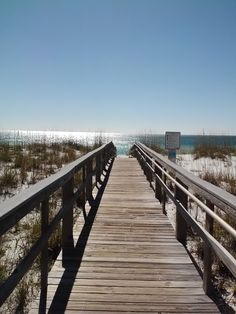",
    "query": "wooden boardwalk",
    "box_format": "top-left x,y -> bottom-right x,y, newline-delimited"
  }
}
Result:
31,157 -> 219,313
